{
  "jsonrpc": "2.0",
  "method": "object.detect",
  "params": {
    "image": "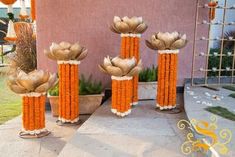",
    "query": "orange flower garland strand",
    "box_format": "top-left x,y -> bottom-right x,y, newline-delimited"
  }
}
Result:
156,51 -> 179,110
58,62 -> 79,123
30,0 -> 36,21
22,94 -> 46,132
111,77 -> 132,117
